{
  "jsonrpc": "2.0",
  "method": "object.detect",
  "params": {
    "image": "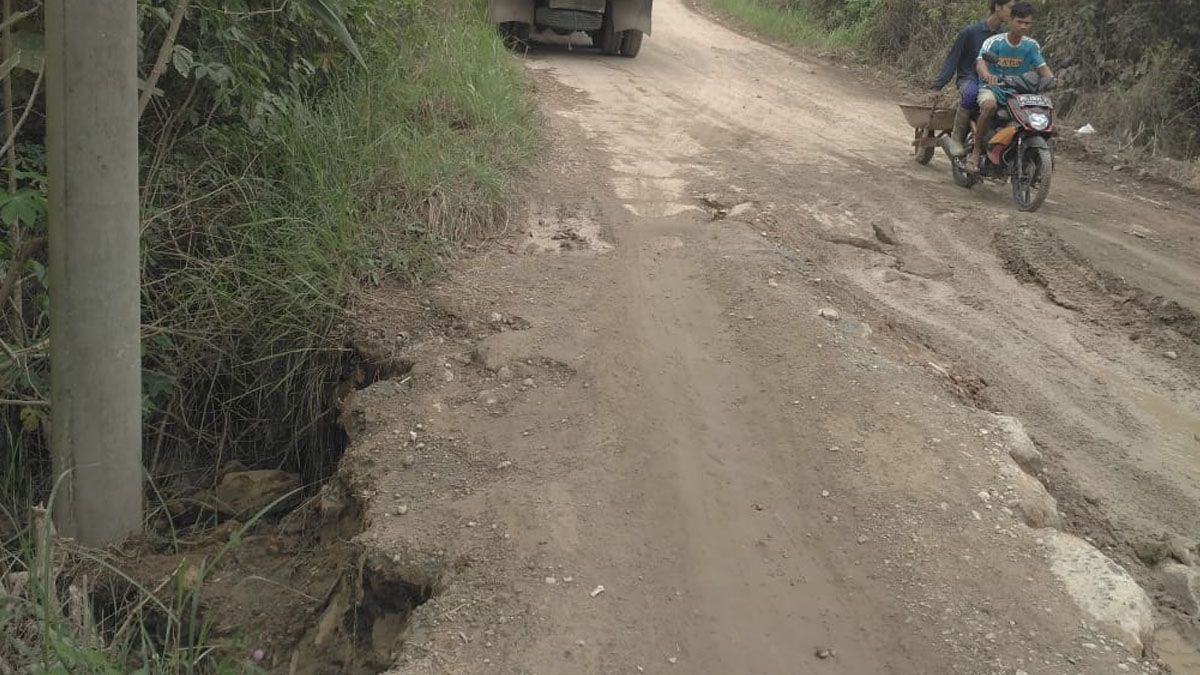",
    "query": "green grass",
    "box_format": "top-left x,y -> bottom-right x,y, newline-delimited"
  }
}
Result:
2,0 -> 540,514
2,0 -> 538,669
697,0 -> 865,50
